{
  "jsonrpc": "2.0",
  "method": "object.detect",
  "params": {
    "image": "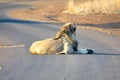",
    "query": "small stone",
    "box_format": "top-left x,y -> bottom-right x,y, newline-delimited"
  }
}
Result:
0,66 -> 2,70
